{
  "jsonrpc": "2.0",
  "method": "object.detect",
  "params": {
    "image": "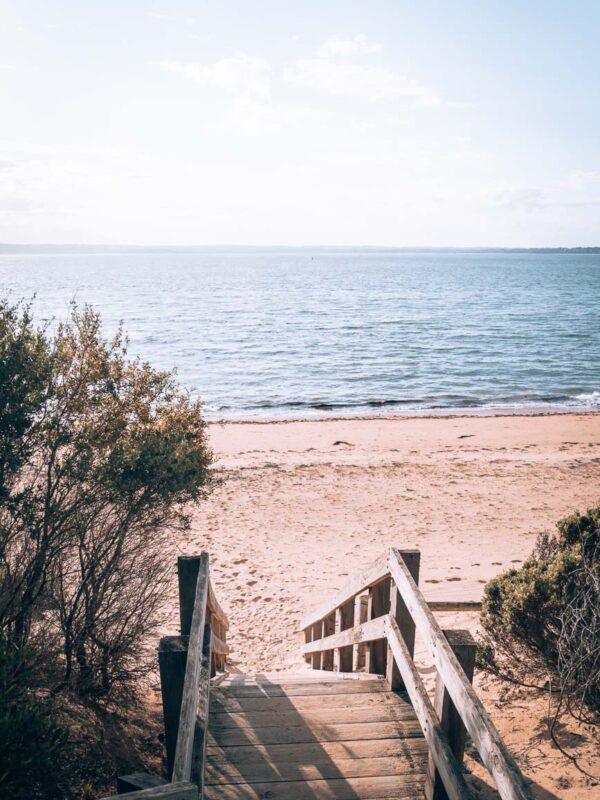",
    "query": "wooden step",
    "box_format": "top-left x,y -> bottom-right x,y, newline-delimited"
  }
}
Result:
209,701 -> 417,730
210,690 -> 406,714
207,738 -> 428,768
203,774 -> 424,799
211,678 -> 388,699
206,742 -> 428,784
209,718 -> 423,747
206,673 -> 427,799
